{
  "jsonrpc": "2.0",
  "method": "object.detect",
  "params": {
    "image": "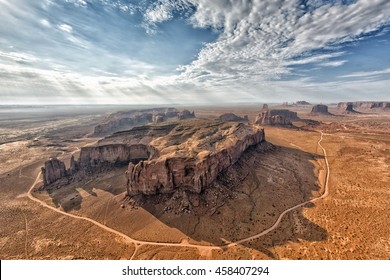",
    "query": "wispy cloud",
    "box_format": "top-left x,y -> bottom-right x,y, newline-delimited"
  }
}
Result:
339,68 -> 390,78
319,60 -> 348,67
58,24 -> 73,33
